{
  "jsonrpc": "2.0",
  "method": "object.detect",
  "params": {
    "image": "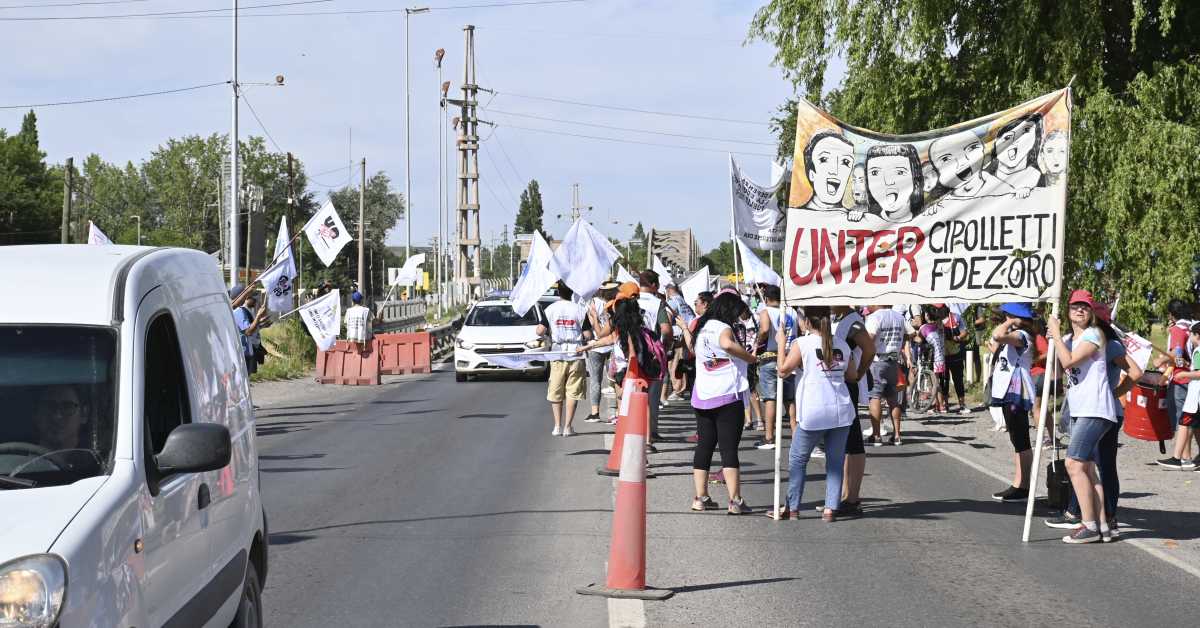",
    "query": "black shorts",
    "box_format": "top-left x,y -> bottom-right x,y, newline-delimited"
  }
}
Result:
845,382 -> 865,455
